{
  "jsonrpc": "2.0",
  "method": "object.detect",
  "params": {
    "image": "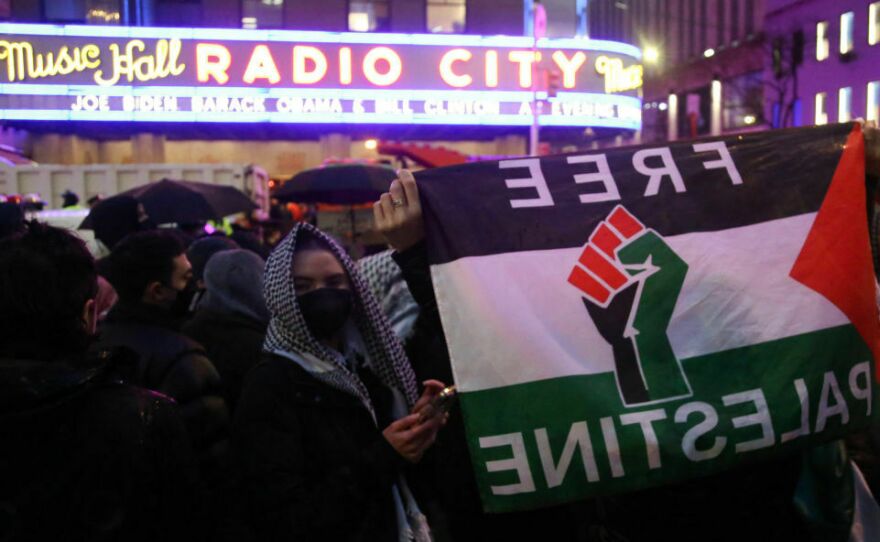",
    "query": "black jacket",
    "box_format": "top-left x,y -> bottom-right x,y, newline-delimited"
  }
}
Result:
0,351 -> 198,542
95,302 -> 229,449
181,309 -> 266,414
232,354 -> 404,542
